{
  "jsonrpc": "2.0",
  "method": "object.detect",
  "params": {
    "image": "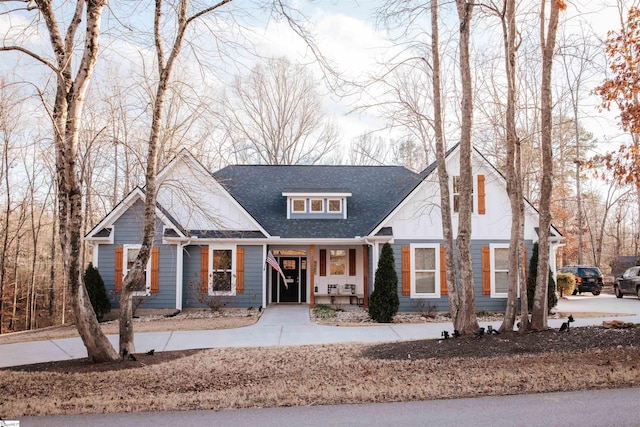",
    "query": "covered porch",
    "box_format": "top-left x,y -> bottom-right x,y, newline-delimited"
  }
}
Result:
267,244 -> 372,309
